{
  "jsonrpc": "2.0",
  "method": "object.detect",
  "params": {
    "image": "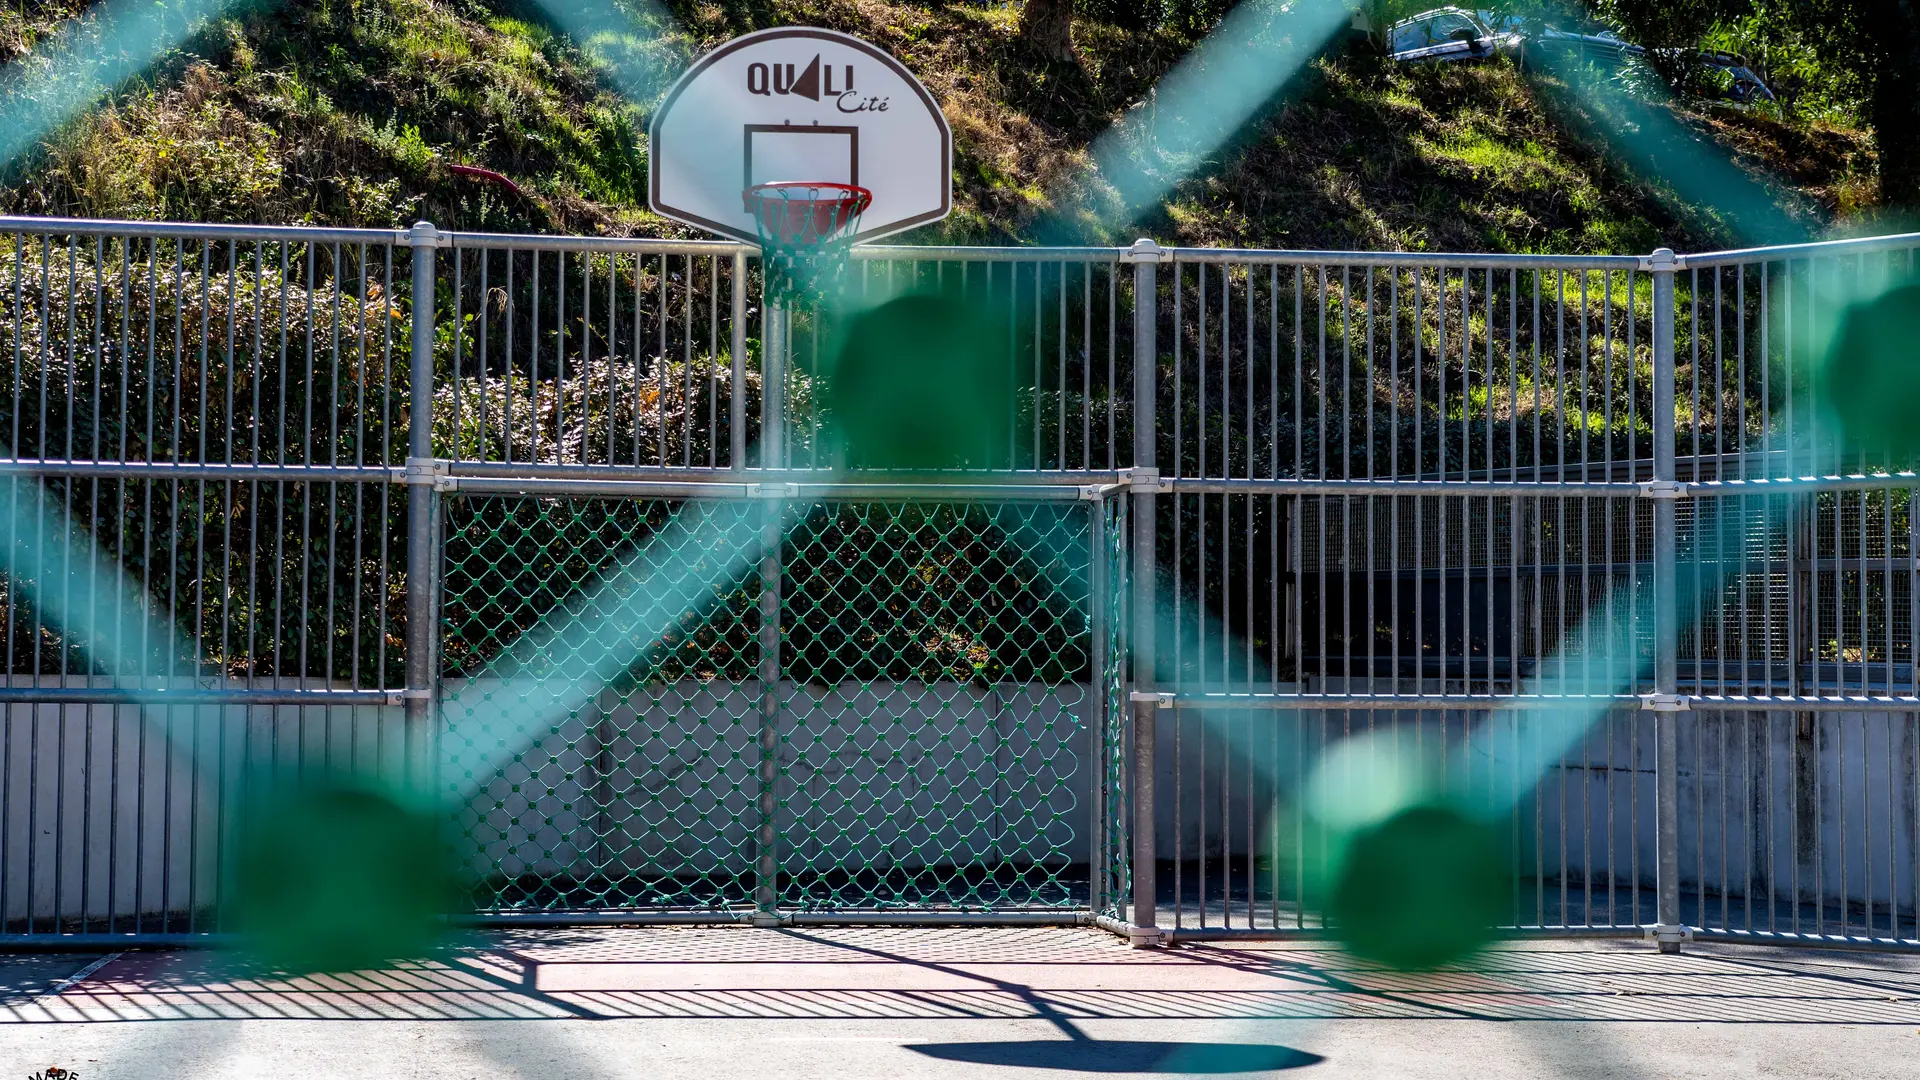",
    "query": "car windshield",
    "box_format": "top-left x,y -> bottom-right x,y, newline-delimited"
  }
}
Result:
1394,11 -> 1478,51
